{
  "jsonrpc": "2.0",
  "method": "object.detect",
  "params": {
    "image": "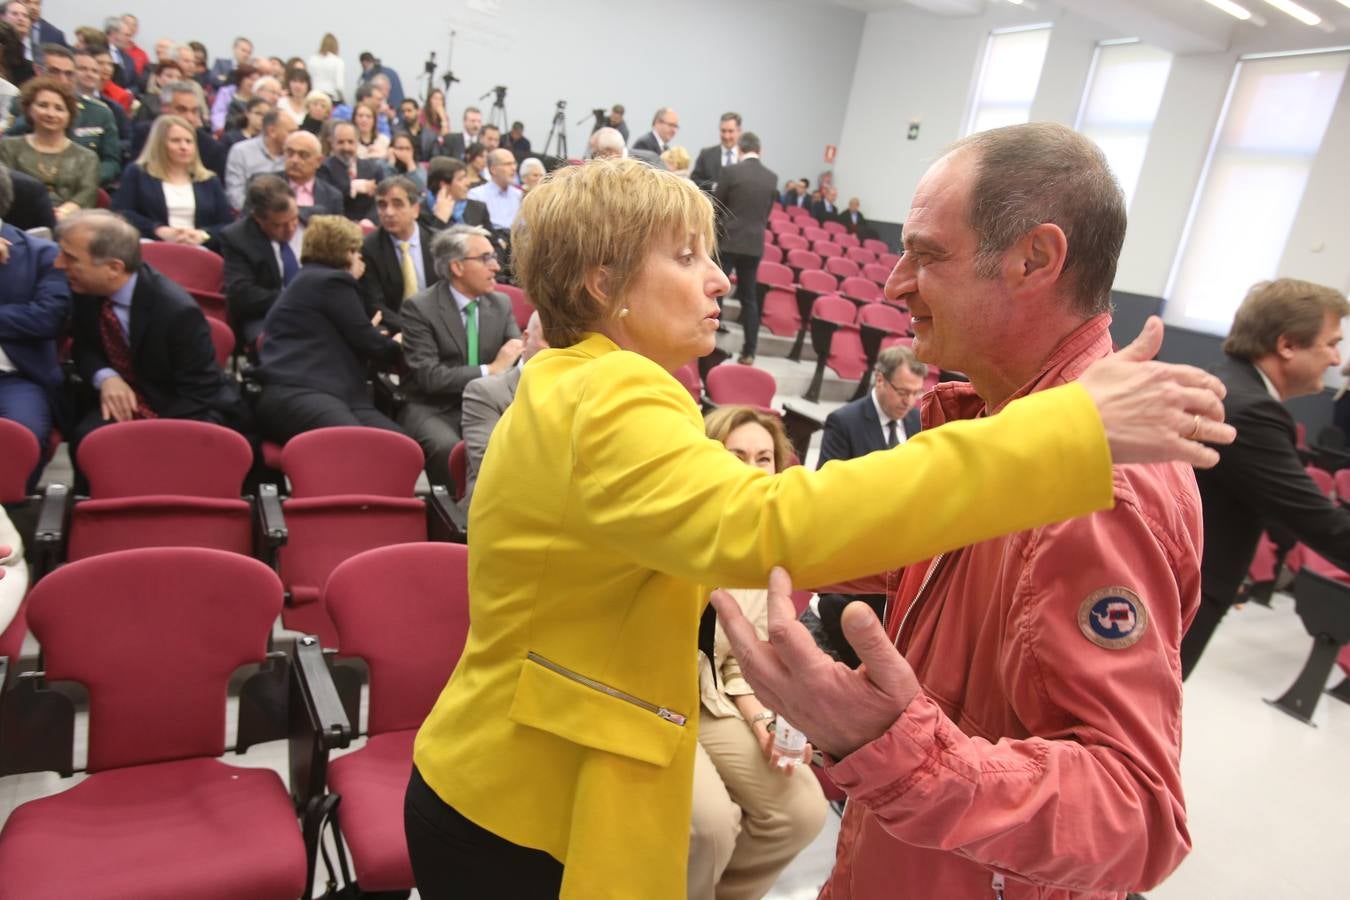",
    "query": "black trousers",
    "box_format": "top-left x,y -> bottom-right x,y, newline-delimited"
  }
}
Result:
722,252 -> 762,357
817,593 -> 887,669
1179,591 -> 1231,680
254,385 -> 405,444
404,766 -> 563,898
